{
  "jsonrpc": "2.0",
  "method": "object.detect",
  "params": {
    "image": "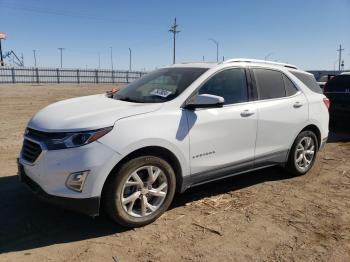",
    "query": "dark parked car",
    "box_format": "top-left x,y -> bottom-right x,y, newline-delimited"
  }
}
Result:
317,74 -> 335,89
324,73 -> 350,121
